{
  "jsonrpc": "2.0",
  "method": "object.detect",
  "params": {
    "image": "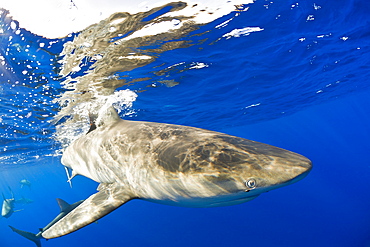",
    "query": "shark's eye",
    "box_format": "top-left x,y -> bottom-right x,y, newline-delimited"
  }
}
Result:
245,179 -> 257,189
